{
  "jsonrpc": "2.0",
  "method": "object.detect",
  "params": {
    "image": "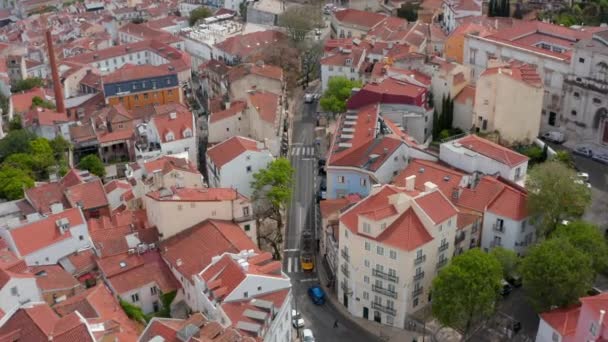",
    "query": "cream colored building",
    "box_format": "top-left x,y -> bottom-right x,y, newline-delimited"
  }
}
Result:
428,58 -> 471,111
337,182 -> 458,328
473,61 -> 544,144
144,187 -> 256,242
